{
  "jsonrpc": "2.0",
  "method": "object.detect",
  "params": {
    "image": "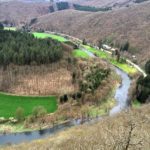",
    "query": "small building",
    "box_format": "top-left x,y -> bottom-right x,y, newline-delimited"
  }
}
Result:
102,44 -> 111,50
